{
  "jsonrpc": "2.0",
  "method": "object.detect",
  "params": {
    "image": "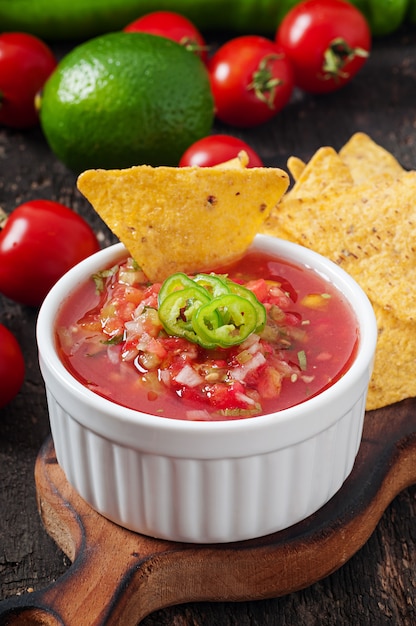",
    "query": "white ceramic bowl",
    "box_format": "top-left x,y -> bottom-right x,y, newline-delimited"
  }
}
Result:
37,235 -> 377,543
